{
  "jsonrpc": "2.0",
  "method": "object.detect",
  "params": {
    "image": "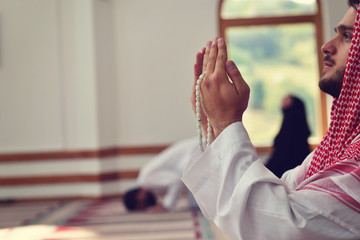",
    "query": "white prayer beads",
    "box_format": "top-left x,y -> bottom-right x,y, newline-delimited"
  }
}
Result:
196,71 -> 212,152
